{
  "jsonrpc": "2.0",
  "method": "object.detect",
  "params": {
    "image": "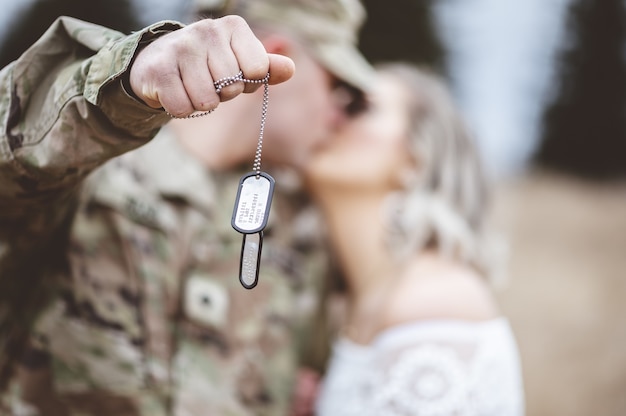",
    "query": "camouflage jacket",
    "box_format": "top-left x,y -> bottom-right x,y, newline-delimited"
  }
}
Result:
0,16 -> 329,416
